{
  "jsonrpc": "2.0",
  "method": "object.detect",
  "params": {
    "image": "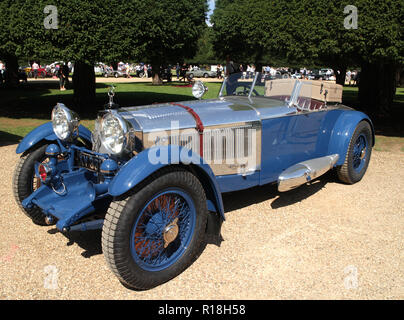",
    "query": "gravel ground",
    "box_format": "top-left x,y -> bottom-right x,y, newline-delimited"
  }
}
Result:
0,144 -> 402,299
